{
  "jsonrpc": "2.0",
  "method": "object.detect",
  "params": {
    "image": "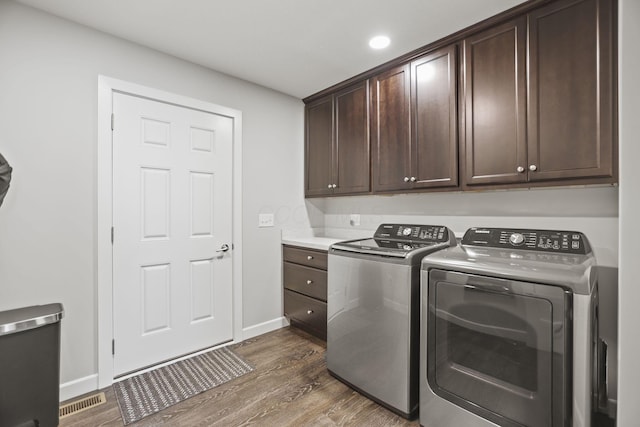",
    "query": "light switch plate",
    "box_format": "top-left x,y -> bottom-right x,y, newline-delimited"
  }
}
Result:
258,213 -> 274,227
